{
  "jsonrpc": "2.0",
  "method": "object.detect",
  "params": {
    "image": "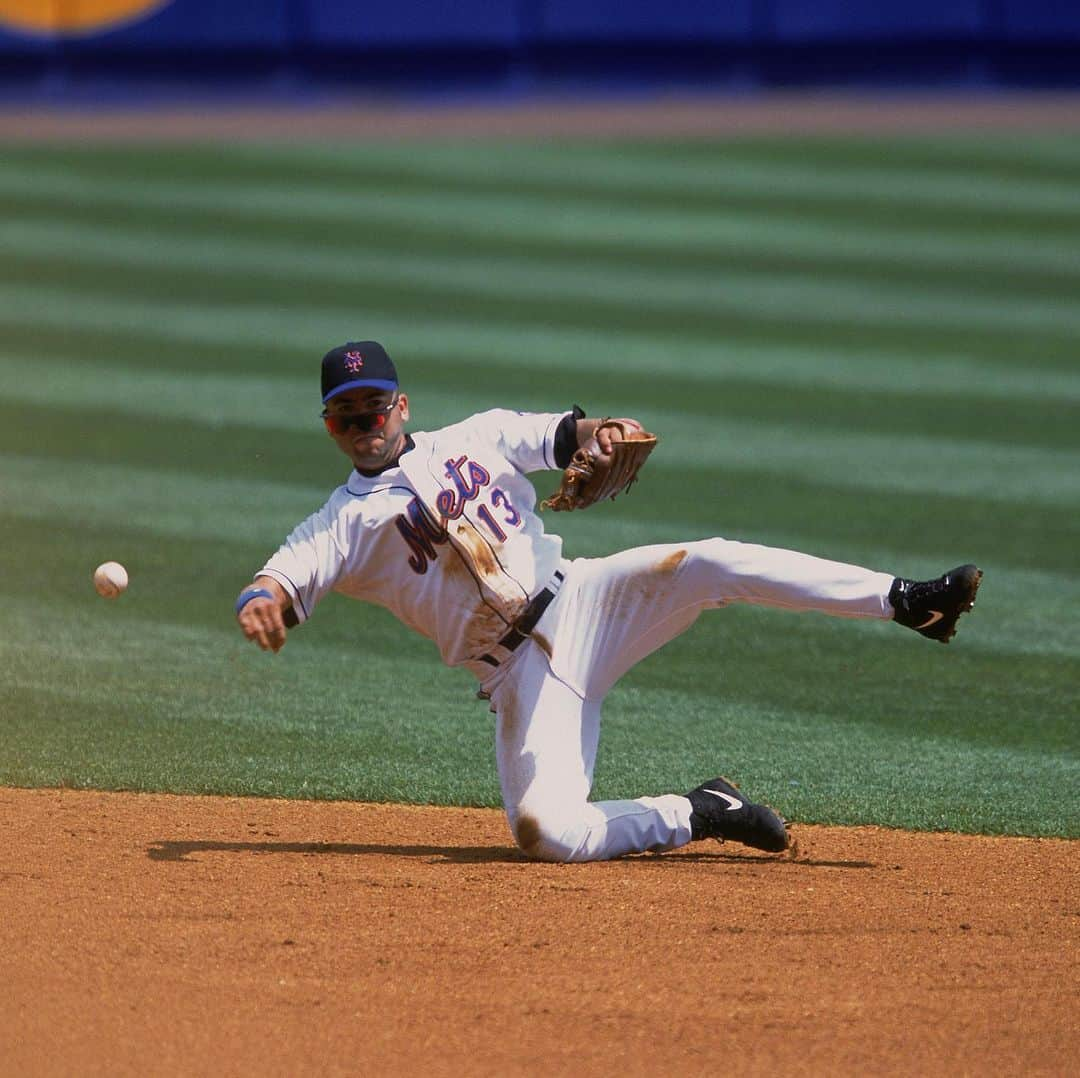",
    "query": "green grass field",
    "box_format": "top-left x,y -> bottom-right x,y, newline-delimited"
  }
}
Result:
1,135 -> 1077,837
